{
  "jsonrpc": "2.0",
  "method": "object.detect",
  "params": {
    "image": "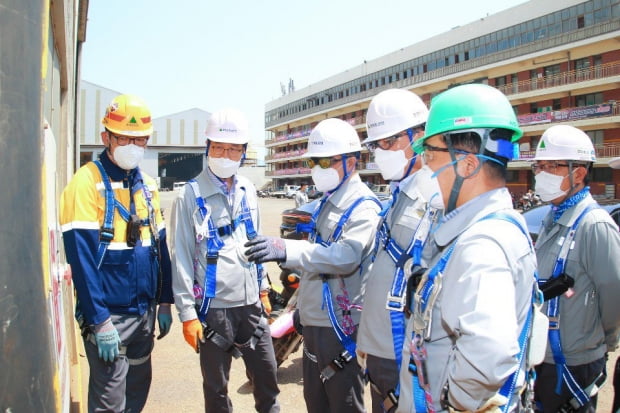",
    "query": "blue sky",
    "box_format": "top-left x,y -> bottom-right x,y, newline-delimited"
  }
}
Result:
82,0 -> 526,153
